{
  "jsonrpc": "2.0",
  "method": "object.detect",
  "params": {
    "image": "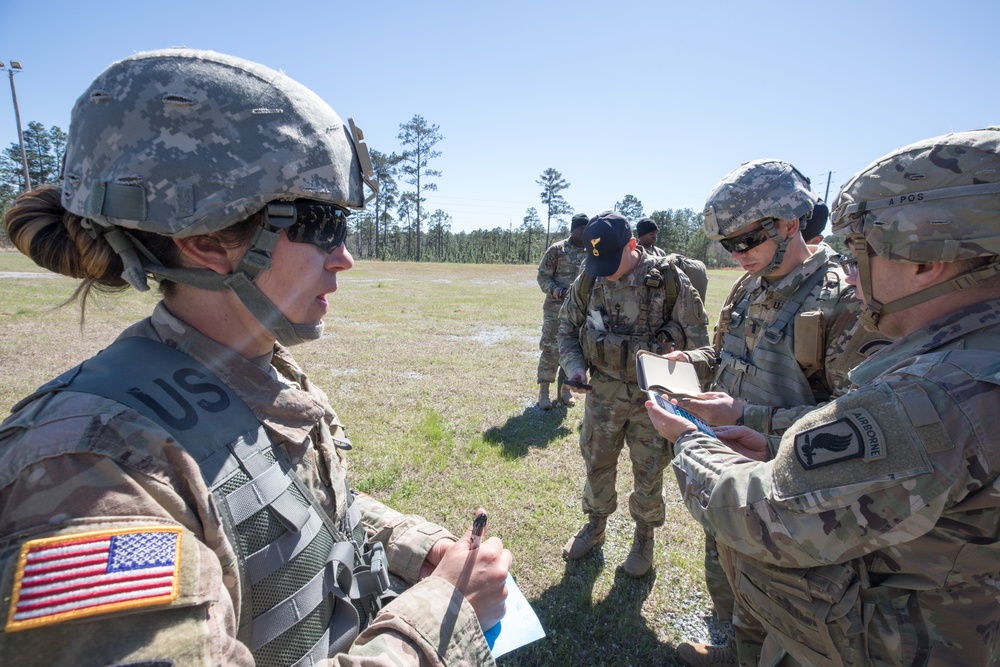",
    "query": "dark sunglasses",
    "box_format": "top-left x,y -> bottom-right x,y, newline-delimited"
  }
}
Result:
285,201 -> 351,253
838,255 -> 858,275
718,221 -> 772,254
